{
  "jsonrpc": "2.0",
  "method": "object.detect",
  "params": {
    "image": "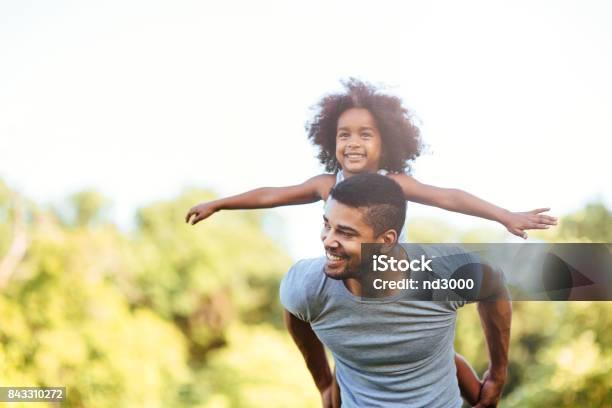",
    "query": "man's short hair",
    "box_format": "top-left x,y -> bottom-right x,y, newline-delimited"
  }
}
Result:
329,173 -> 406,237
